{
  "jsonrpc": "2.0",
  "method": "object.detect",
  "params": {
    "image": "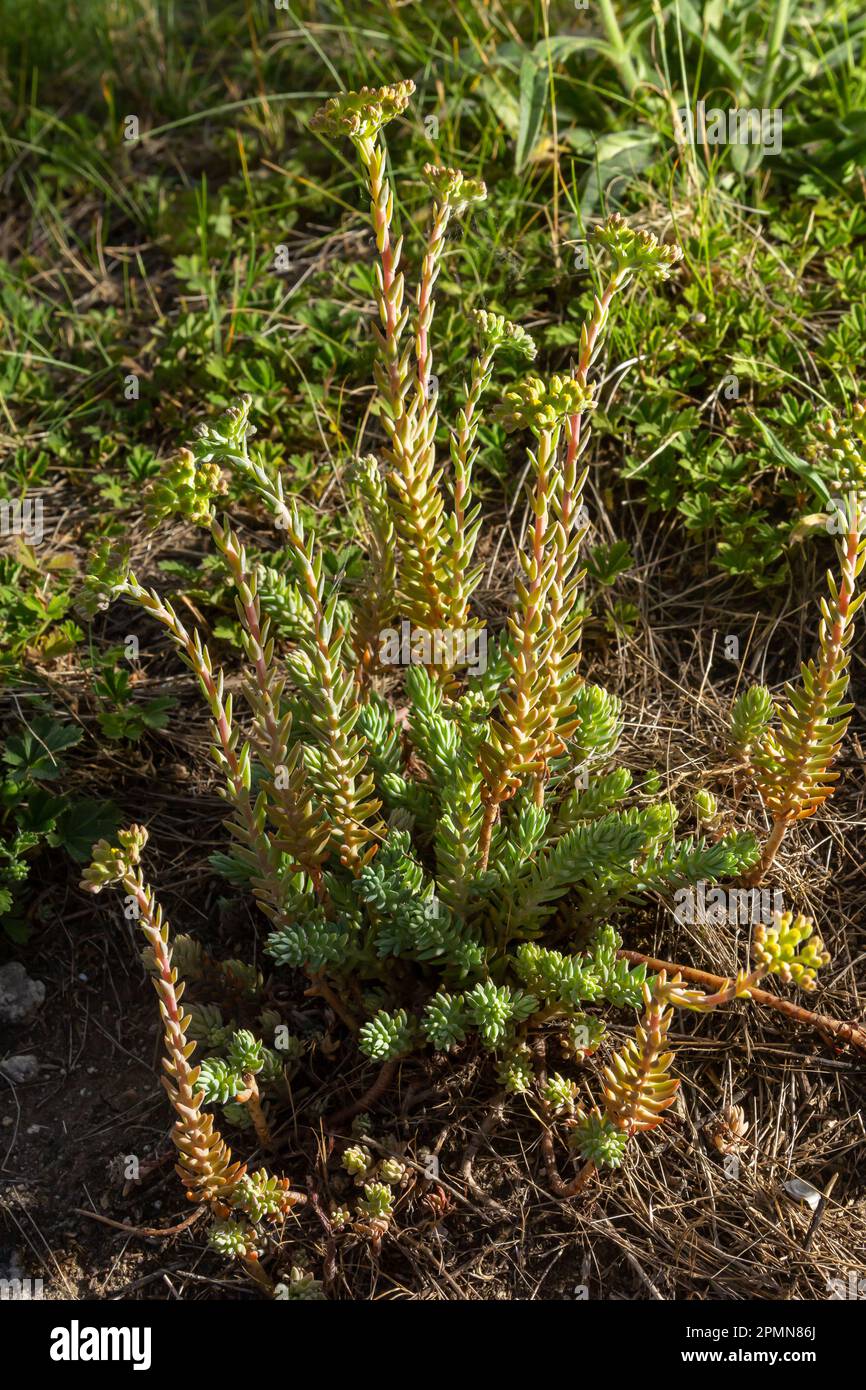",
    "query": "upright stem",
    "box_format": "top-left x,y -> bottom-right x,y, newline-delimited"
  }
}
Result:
478,801 -> 498,875
564,277 -> 621,479
208,456 -> 381,870
746,816 -> 788,887
479,425 -> 558,868
122,580 -> 284,912
122,872 -> 245,1203
211,518 -> 282,762
748,519 -> 861,885
237,1072 -> 273,1150
415,200 -> 451,410
357,134 -> 407,421
596,0 -> 640,98
442,347 -> 496,663
535,275 -> 622,788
